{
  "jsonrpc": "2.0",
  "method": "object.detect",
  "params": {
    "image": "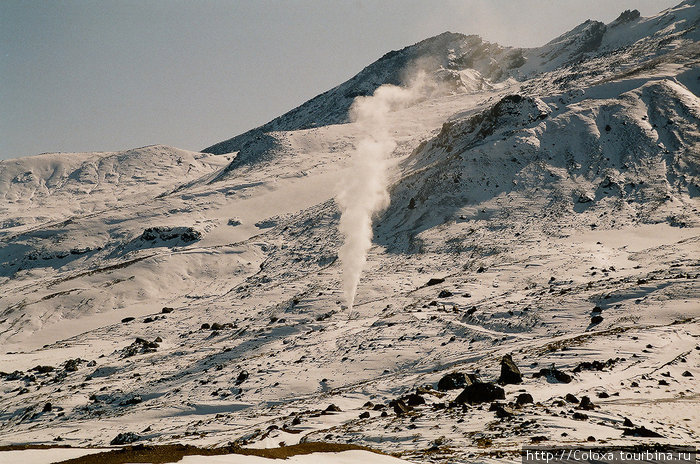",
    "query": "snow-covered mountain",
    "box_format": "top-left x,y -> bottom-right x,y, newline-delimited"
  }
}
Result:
1,2 -> 699,463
